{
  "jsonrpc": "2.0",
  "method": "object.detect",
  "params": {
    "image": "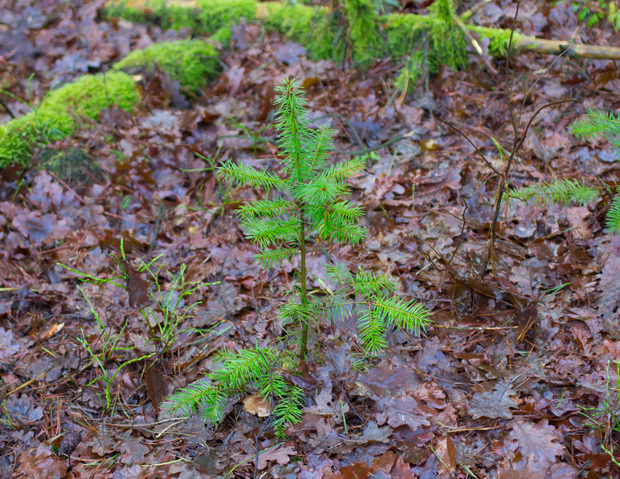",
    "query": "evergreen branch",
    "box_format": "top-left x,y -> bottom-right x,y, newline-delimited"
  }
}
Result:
321,157 -> 365,181
243,217 -> 300,248
274,78 -> 310,177
570,109 -> 620,143
372,294 -> 431,336
353,270 -> 397,297
305,125 -> 334,175
509,179 -> 599,207
294,178 -> 348,206
257,373 -> 286,398
278,301 -> 317,327
160,379 -> 216,417
237,199 -> 294,220
327,201 -> 365,221
217,160 -> 284,191
200,388 -> 230,425
325,262 -> 353,286
254,247 -> 297,268
357,309 -> 387,355
321,294 -> 354,323
272,385 -> 305,438
607,196 -> 620,233
321,220 -> 366,245
211,348 -> 279,390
